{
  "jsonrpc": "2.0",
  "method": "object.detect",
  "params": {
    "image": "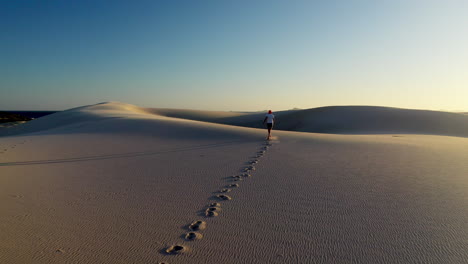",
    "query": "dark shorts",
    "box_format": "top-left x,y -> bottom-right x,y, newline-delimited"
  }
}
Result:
267,123 -> 273,129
